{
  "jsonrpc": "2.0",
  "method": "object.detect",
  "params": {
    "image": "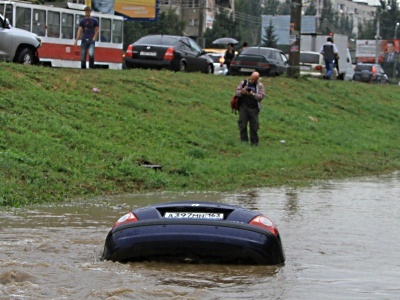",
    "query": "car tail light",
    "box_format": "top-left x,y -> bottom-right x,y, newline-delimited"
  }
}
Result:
125,45 -> 133,57
372,66 -> 377,77
249,215 -> 278,236
113,212 -> 138,228
314,65 -> 323,71
257,62 -> 270,68
231,60 -> 238,65
164,47 -> 174,60
218,56 -> 224,66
